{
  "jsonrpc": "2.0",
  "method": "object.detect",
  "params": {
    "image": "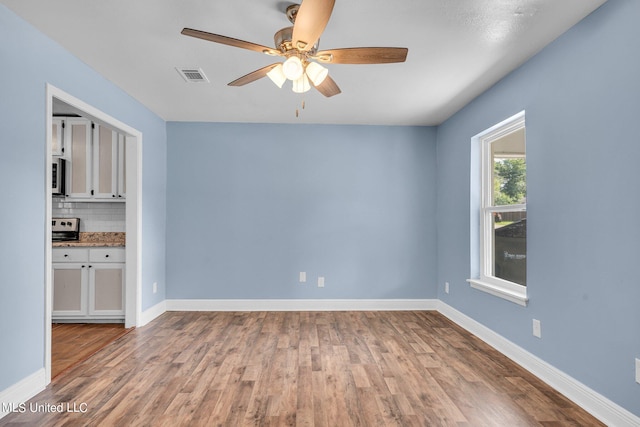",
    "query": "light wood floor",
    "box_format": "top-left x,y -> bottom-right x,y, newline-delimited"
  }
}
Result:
51,323 -> 132,379
3,311 -> 603,426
